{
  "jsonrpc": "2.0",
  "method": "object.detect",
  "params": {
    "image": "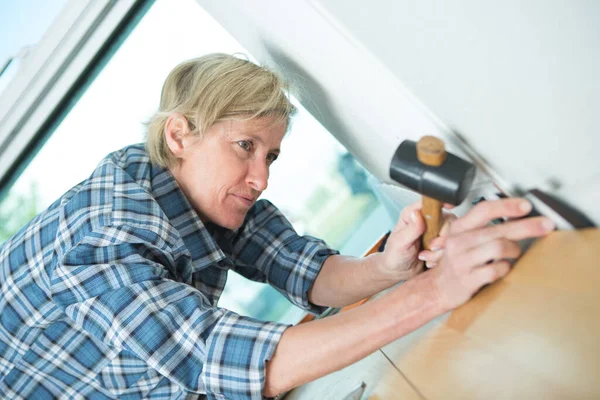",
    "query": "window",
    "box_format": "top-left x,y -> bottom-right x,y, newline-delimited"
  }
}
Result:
0,0 -> 393,324
0,0 -> 68,95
